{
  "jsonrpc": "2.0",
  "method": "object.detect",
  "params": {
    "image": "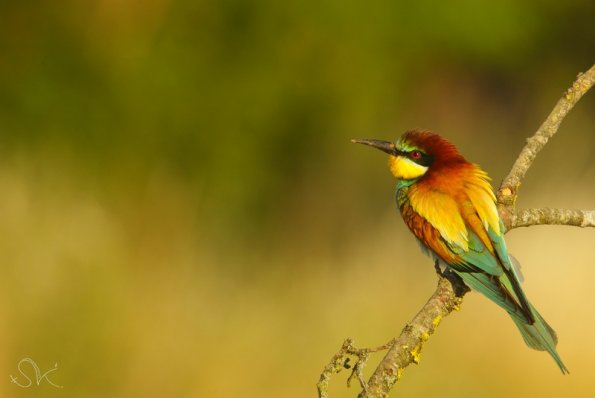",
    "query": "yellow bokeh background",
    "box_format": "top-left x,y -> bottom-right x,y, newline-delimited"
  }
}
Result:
0,1 -> 594,397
